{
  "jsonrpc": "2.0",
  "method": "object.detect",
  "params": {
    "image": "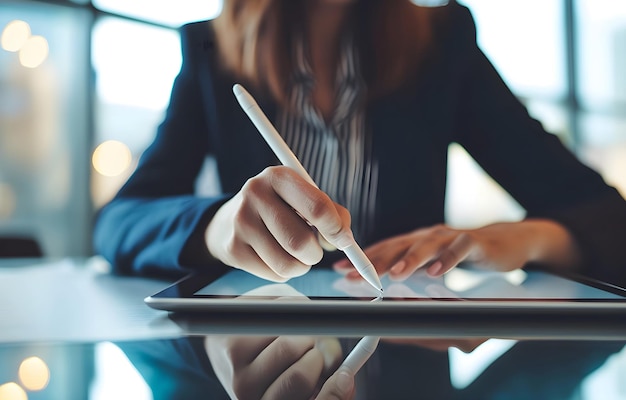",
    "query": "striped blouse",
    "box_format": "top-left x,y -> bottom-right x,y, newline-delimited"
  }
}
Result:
276,34 -> 378,243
